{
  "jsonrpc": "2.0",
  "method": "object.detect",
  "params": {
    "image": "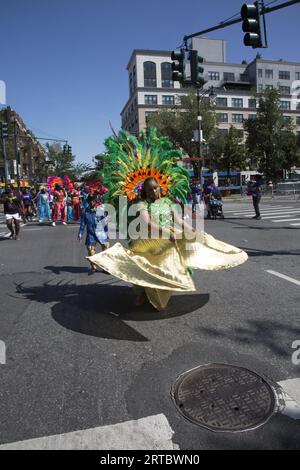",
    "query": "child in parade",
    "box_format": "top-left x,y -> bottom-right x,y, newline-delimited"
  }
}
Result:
78,194 -> 109,273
